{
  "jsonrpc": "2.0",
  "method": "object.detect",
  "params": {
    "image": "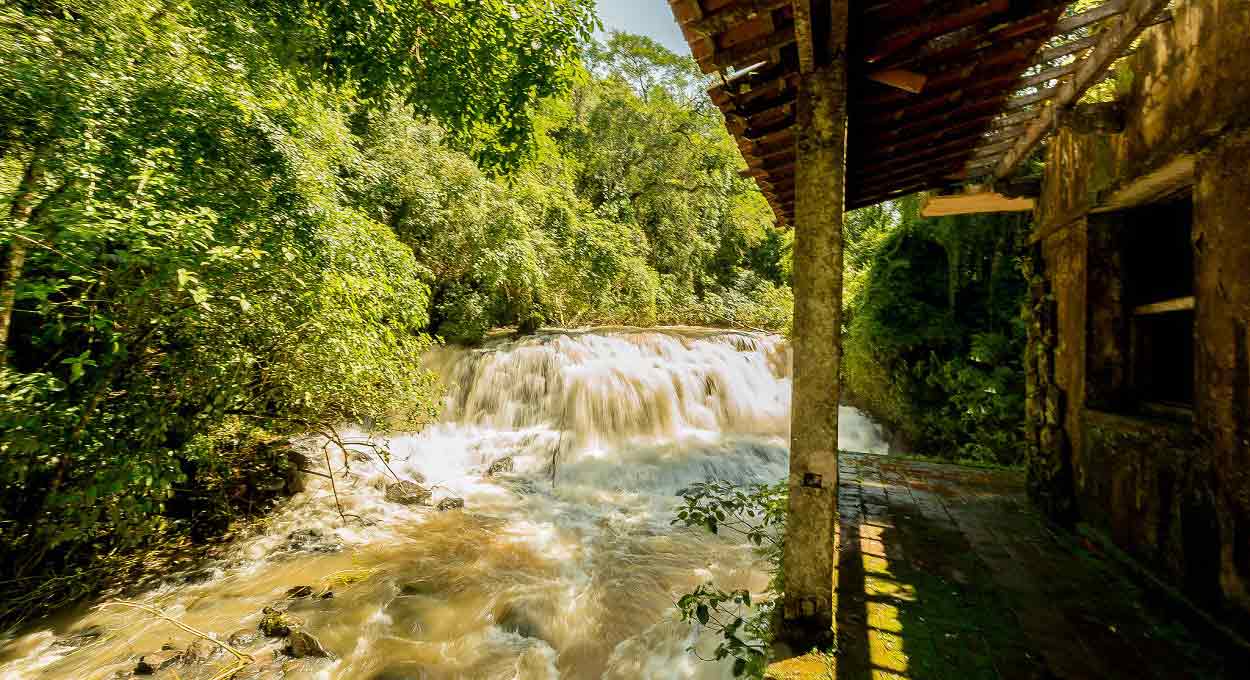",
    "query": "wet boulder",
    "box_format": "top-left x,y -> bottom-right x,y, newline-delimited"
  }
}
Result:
284,629 -> 330,658
286,585 -> 314,598
135,650 -> 181,674
385,480 -> 432,506
486,456 -> 514,477
282,528 -> 343,554
258,607 -> 299,637
436,497 -> 465,512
